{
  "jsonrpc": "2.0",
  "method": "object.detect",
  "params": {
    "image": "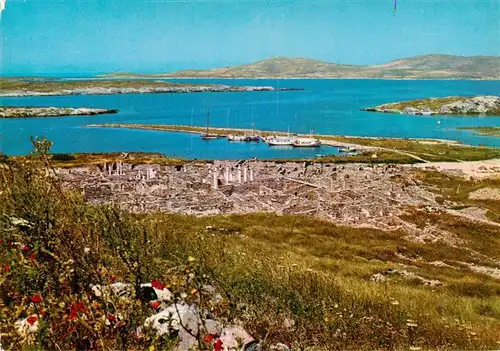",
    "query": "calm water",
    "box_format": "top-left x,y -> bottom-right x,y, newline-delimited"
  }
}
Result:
1,79 -> 499,159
